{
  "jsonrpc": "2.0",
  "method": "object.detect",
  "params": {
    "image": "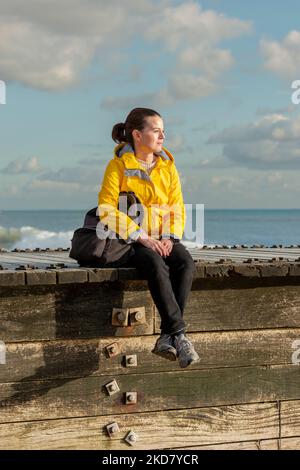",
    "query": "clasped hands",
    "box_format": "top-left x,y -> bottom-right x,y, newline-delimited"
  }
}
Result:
137,235 -> 174,257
